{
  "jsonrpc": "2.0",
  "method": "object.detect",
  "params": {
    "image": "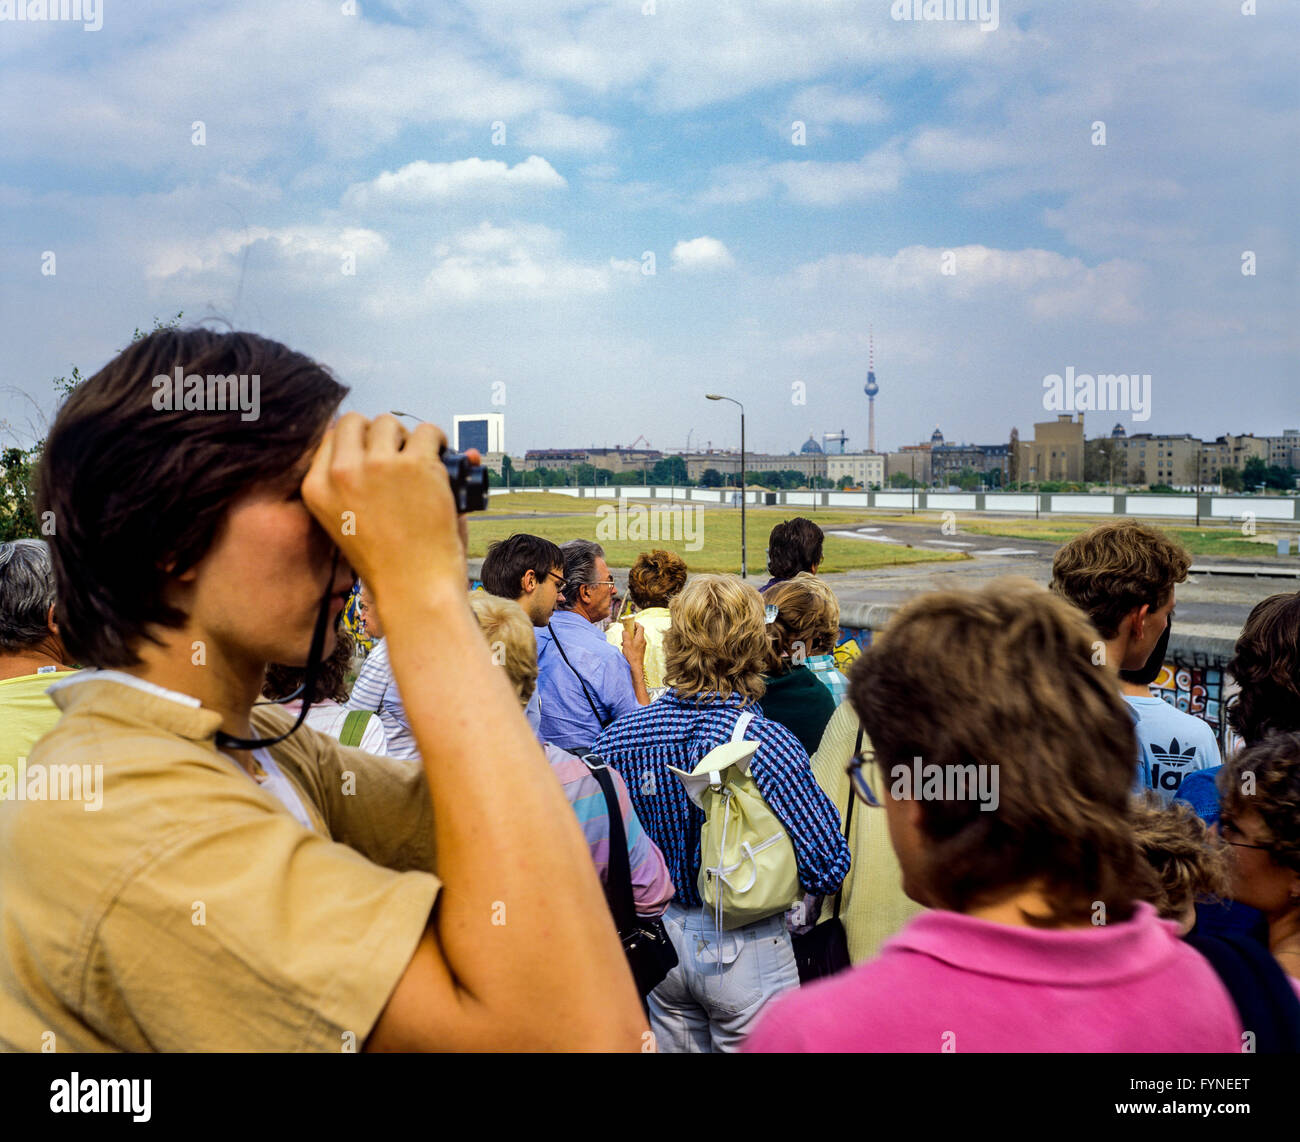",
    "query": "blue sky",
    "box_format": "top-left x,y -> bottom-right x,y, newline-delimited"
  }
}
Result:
1,0 -> 1296,457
